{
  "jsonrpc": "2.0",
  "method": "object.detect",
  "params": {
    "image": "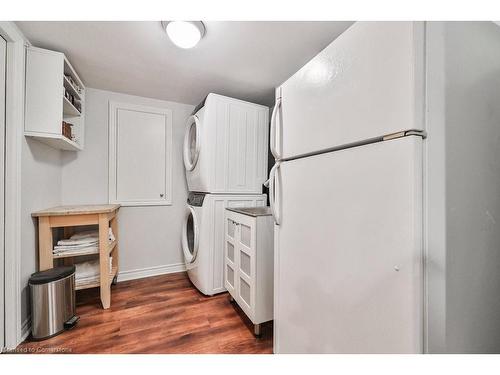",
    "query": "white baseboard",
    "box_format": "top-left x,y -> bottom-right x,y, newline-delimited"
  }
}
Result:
20,316 -> 31,342
117,262 -> 186,282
